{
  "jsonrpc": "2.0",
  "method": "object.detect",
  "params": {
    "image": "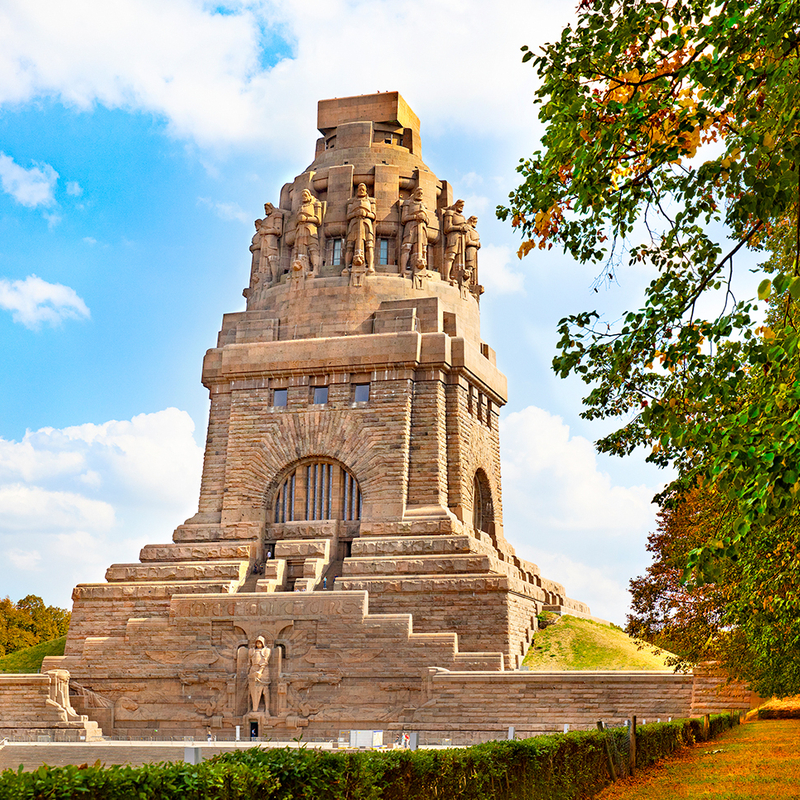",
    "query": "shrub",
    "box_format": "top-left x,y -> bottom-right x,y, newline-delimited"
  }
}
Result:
0,712 -> 742,800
